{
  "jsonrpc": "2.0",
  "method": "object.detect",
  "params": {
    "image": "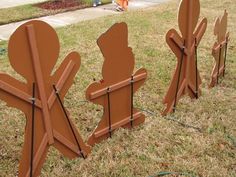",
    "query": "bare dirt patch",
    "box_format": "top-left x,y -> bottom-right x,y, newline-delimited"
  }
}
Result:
36,0 -> 87,10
